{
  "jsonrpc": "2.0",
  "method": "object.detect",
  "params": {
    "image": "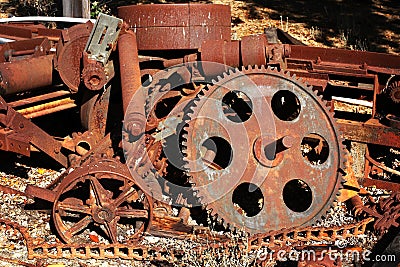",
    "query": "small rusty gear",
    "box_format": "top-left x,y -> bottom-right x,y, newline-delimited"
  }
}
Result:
182,66 -> 346,234
82,62 -> 107,91
387,80 -> 400,104
52,158 -> 153,244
